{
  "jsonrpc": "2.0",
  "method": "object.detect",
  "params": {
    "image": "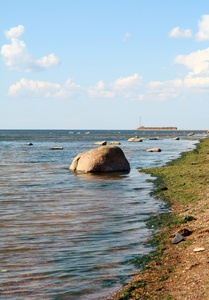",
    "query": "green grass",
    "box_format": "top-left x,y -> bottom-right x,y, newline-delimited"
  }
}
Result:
142,137 -> 209,207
